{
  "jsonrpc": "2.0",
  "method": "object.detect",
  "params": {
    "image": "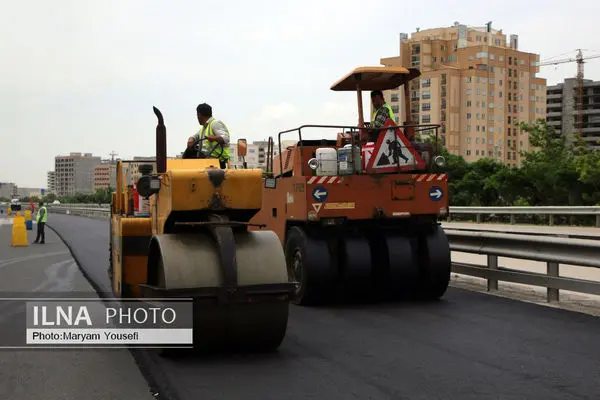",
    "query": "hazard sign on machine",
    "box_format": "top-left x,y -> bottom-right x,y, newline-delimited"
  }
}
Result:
365,120 -> 425,173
